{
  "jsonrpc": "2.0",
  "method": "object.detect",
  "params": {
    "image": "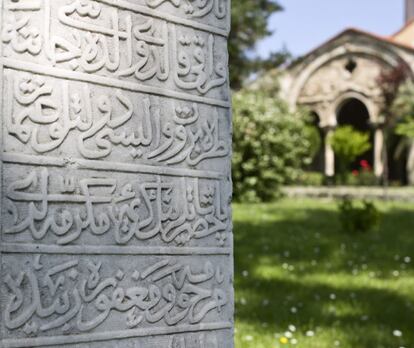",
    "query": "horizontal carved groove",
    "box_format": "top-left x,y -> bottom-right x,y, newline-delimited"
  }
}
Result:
1,243 -> 232,255
2,153 -> 227,179
1,322 -> 232,347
